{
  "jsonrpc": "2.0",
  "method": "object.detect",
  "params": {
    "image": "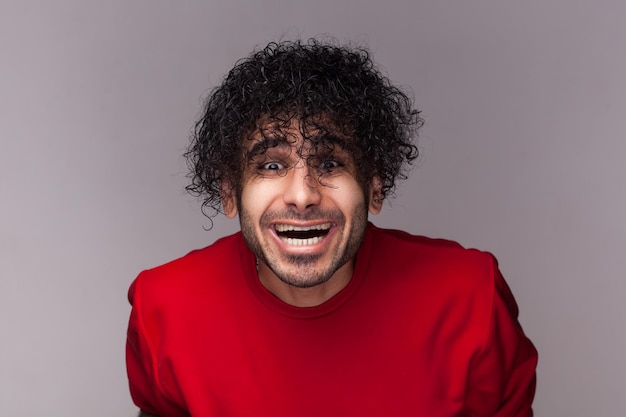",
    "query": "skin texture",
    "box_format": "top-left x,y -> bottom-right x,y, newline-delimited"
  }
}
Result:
222,121 -> 382,307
